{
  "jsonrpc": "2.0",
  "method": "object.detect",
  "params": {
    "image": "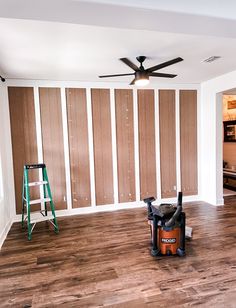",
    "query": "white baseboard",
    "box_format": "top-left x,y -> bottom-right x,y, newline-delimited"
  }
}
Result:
216,198 -> 224,206
13,195 -> 200,222
0,219 -> 13,250
14,201 -> 145,222
152,195 -> 200,205
205,197 -> 224,206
